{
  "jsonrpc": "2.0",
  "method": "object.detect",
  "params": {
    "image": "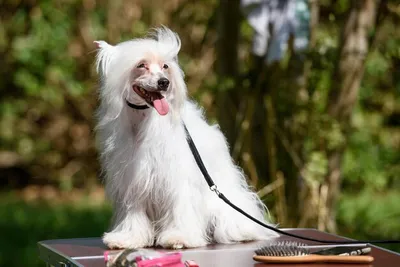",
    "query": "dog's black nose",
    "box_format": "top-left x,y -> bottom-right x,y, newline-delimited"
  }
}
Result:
157,78 -> 170,91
